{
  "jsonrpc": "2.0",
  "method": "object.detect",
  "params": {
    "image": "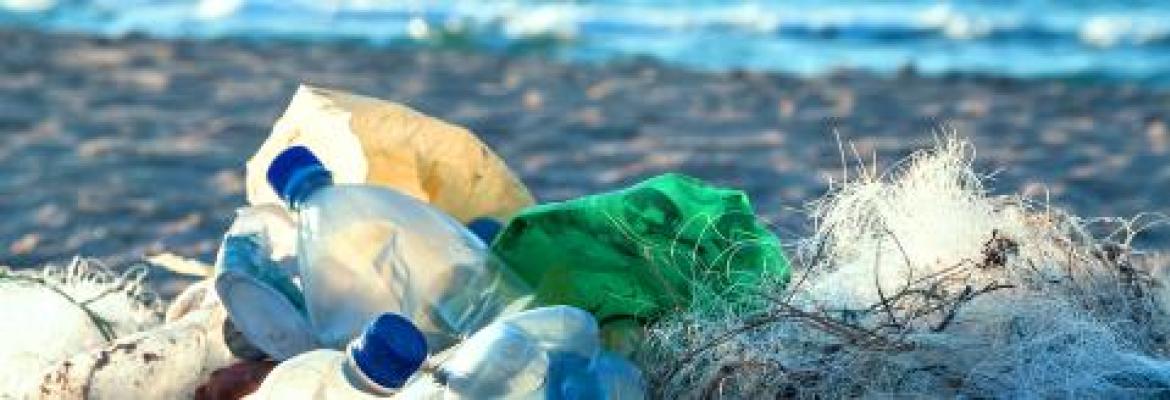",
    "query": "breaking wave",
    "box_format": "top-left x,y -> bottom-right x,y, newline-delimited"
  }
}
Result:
3,1 -> 1170,84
